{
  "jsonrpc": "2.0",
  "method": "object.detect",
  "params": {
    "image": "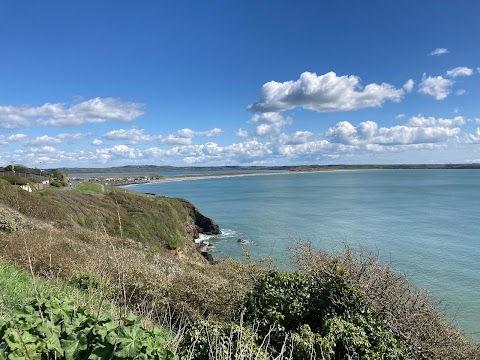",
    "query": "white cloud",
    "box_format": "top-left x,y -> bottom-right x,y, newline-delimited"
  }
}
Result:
92,139 -> 103,146
428,48 -> 449,56
7,134 -> 28,142
475,118 -> 480,124
456,89 -> 467,96
376,125 -> 459,145
403,79 -> 415,93
235,128 -> 249,138
280,140 -> 337,158
326,118 -> 460,146
249,71 -> 408,113
396,114 -> 406,119
465,128 -> 480,143
255,123 -> 283,136
446,67 -> 473,78
0,97 -> 144,129
103,128 -> 157,143
175,128 -> 223,138
145,140 -> 273,164
249,112 -> 290,123
249,112 -> 292,137
56,132 -> 93,140
278,131 -> 313,145
418,74 -> 454,100
159,134 -> 192,146
326,121 -> 377,145
95,145 -> 143,163
406,116 -> 465,127
26,135 -> 62,147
